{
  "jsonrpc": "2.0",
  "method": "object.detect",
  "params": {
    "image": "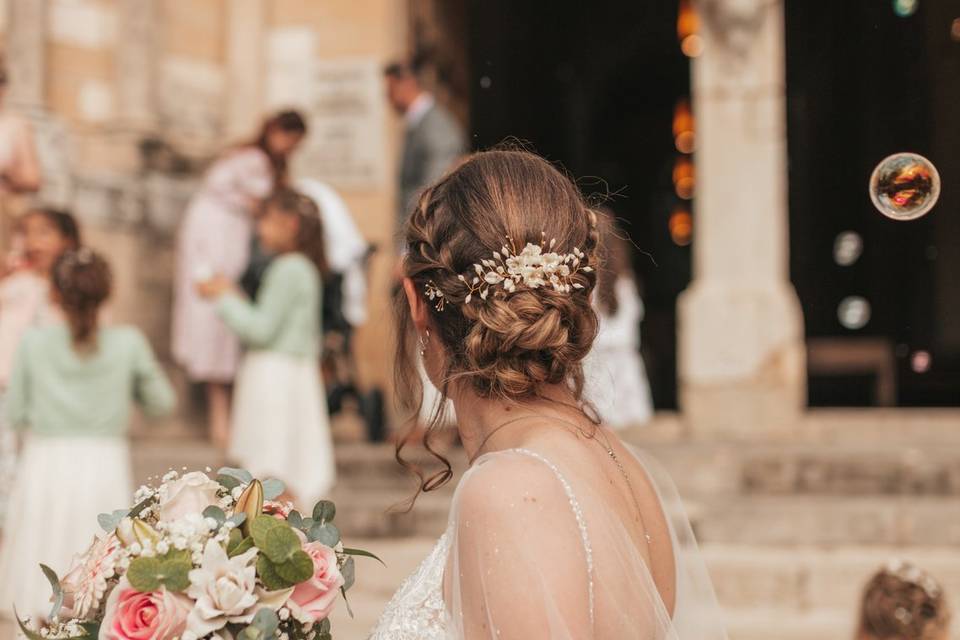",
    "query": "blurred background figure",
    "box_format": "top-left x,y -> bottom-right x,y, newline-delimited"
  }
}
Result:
0,208 -> 78,531
583,209 -> 654,429
0,248 -> 174,618
199,188 -> 335,508
172,110 -> 306,450
856,560 -> 950,640
384,56 -> 466,235
384,56 -> 466,434
0,58 -> 41,250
